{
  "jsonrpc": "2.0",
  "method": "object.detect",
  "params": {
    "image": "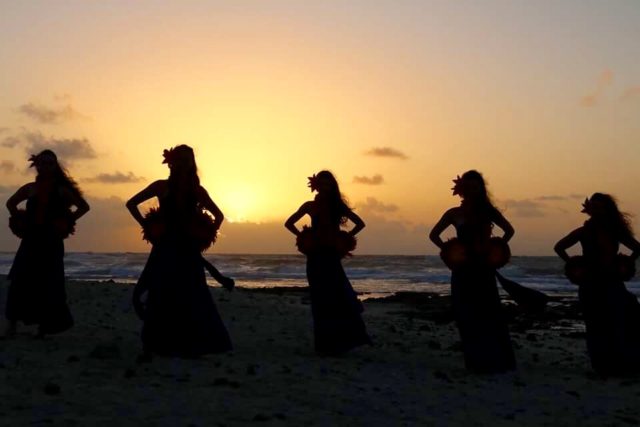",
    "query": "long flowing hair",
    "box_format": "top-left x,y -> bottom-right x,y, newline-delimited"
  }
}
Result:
584,193 -> 634,239
30,150 -> 83,201
458,170 -> 500,223
313,170 -> 350,225
163,145 -> 200,207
